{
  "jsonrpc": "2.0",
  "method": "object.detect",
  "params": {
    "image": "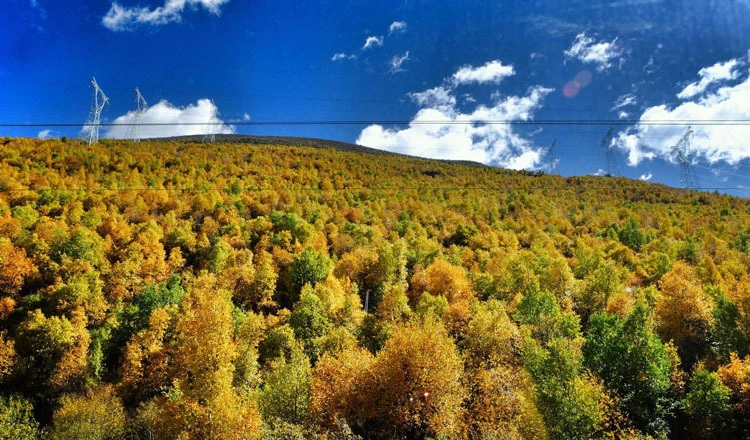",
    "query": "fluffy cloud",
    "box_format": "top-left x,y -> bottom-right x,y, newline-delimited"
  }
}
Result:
390,51 -> 410,73
389,21 -> 407,35
408,87 -> 456,111
615,57 -> 750,165
102,0 -> 230,31
676,59 -> 739,99
452,60 -> 515,85
357,61 -> 552,169
104,99 -> 234,139
564,33 -> 623,71
362,36 -> 384,50
639,173 -> 653,181
37,129 -> 52,139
